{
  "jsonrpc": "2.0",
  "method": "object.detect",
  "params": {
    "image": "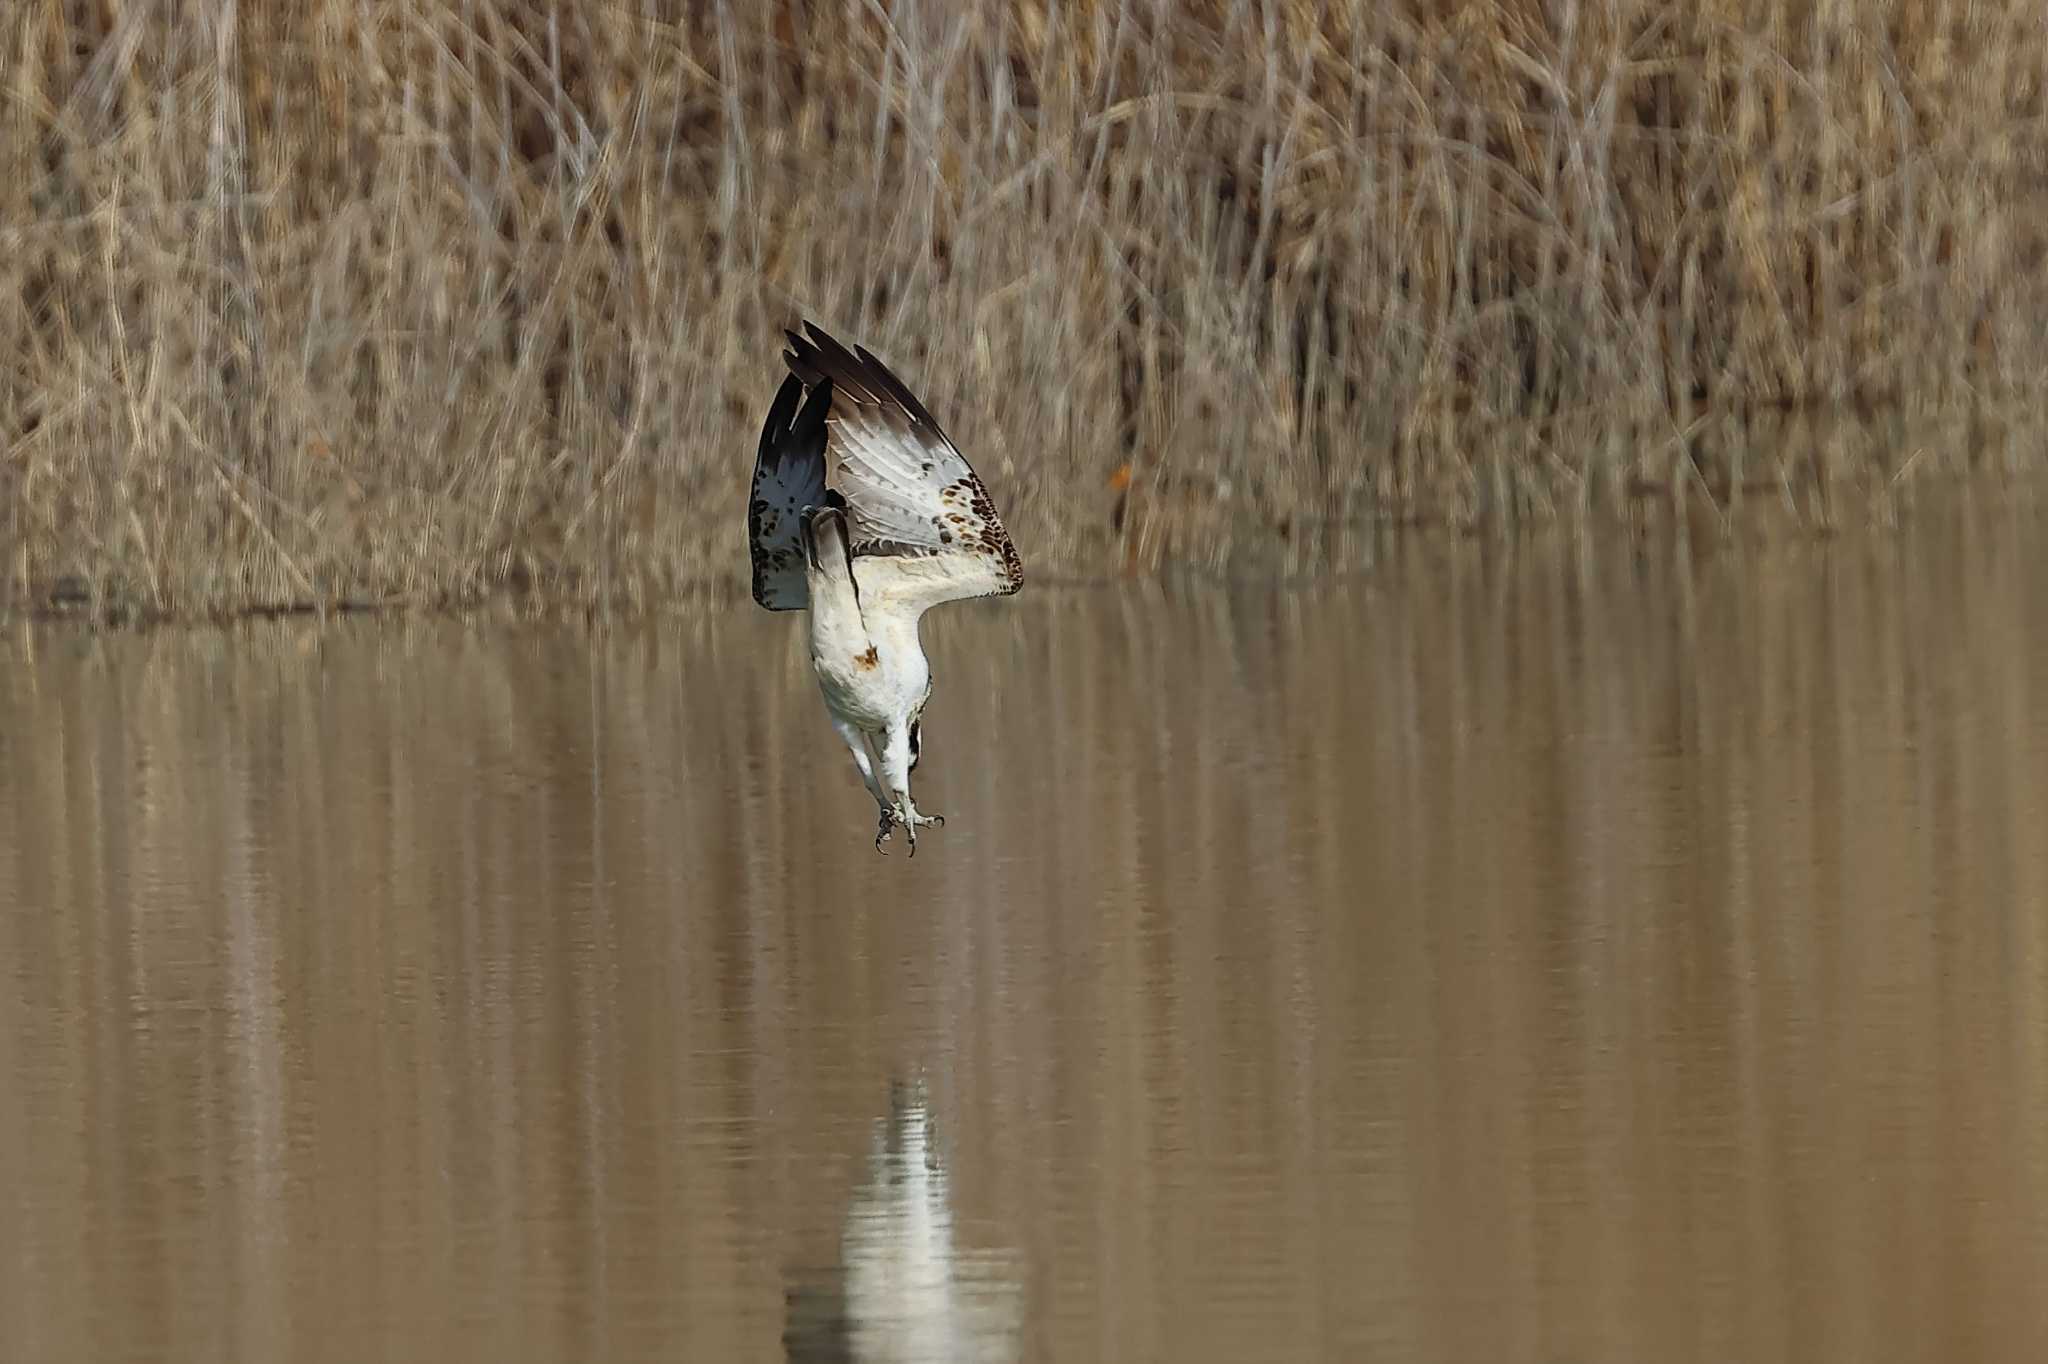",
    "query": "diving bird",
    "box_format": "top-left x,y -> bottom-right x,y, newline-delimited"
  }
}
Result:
747,322 -> 1024,854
